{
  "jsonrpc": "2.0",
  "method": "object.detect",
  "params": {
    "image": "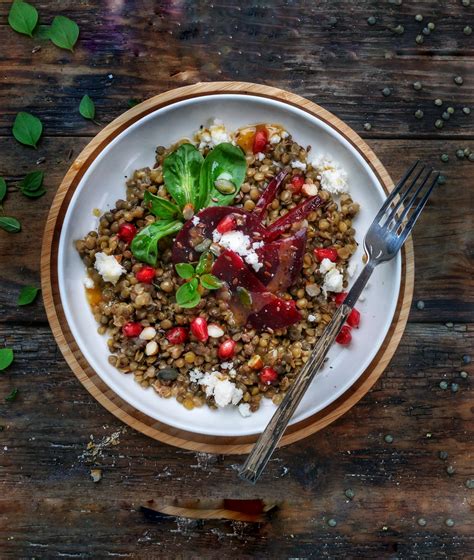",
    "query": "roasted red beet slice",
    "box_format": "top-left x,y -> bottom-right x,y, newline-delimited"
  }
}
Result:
252,170 -> 288,220
263,195 -> 323,241
248,297 -> 302,331
255,229 -> 307,292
